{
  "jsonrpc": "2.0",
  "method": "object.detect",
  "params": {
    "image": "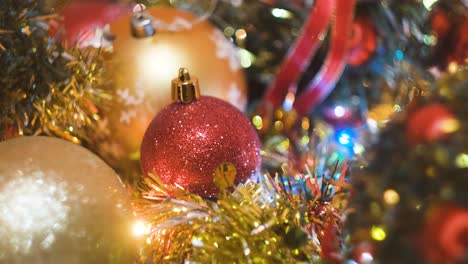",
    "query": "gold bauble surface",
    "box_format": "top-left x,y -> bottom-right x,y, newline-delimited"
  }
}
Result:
105,7 -> 248,159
